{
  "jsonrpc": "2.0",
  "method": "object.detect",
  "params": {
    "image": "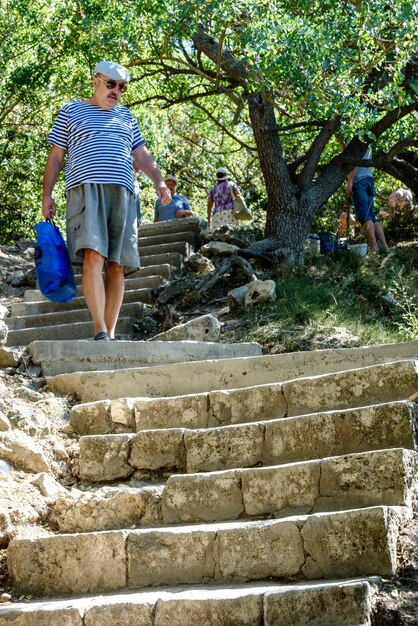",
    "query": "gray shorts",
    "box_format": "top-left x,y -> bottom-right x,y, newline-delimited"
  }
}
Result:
66,183 -> 140,272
